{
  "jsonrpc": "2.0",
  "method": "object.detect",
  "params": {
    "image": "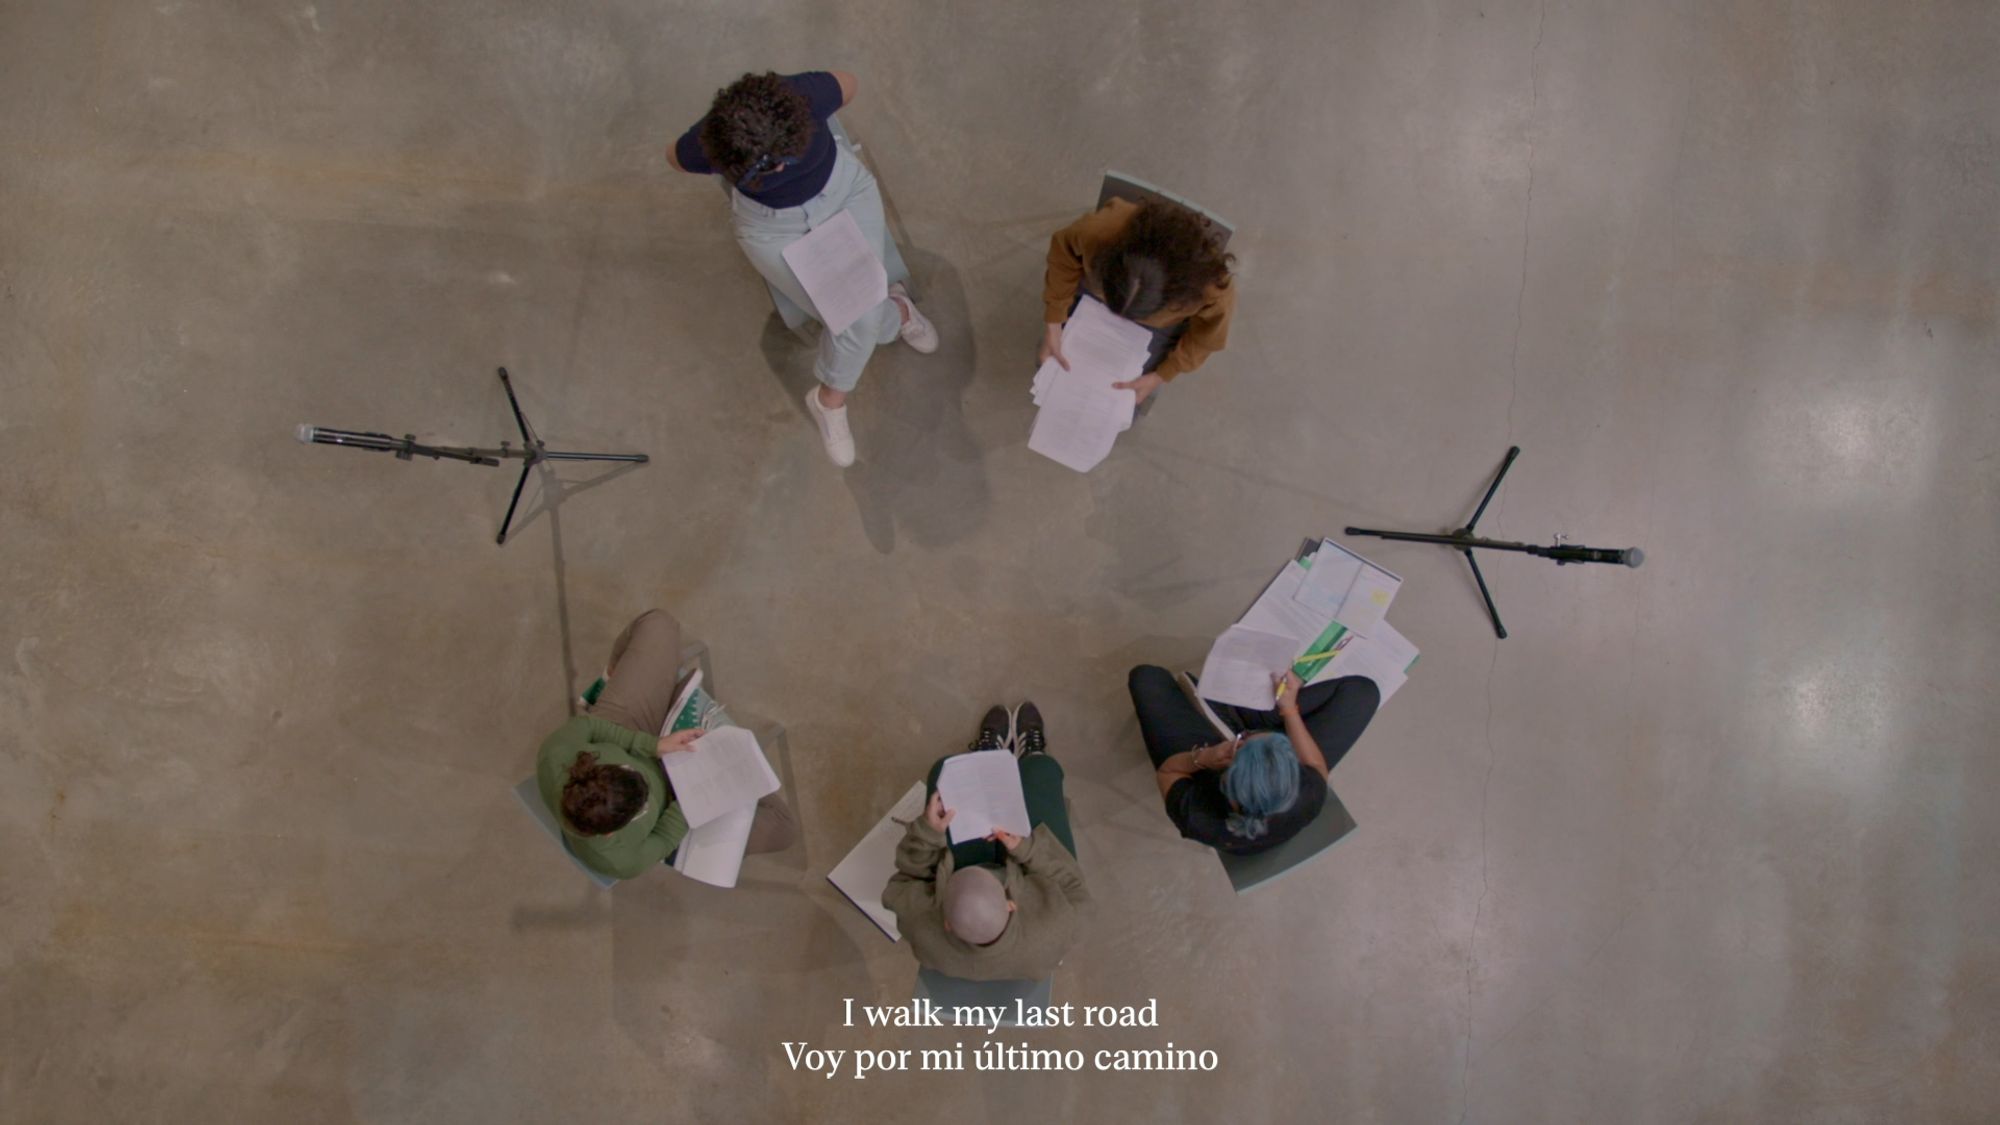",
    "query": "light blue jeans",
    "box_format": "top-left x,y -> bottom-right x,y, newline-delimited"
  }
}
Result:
731,142 -> 909,392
